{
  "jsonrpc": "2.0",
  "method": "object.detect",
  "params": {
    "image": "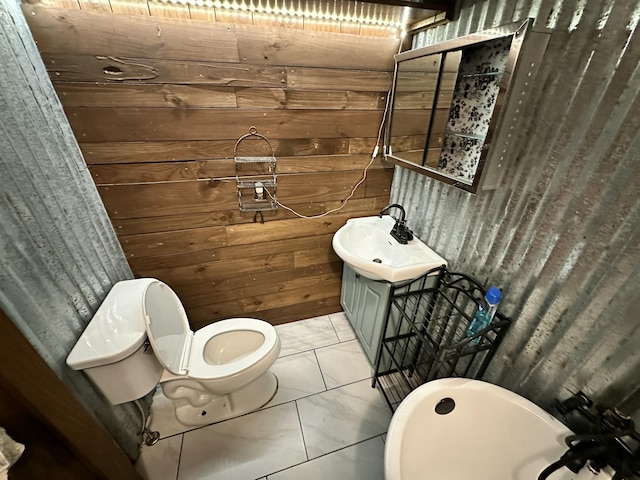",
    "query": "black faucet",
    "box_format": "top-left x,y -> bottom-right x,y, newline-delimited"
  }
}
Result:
378,204 -> 414,244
